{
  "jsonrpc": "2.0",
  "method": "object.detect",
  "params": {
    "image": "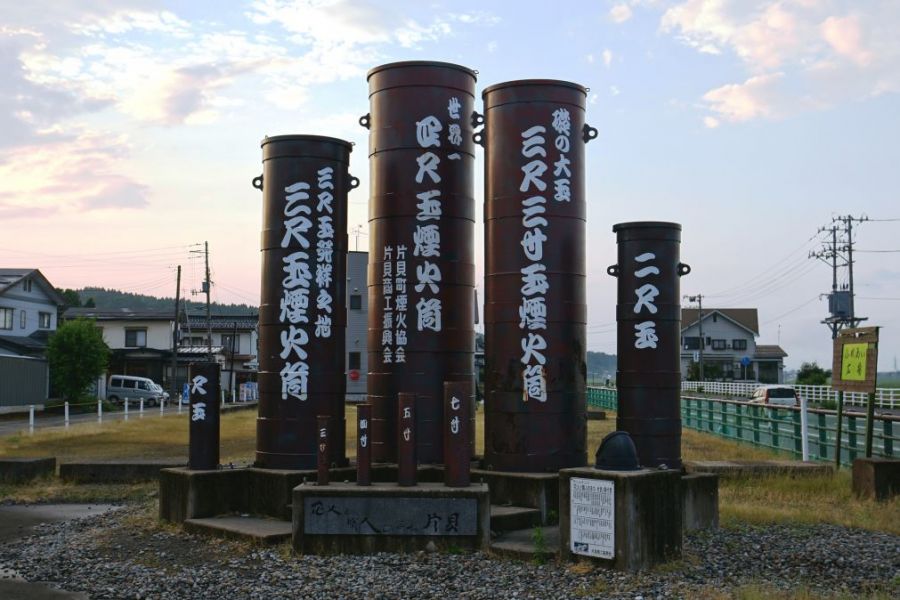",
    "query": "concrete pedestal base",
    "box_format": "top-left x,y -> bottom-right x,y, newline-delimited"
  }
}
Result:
293,482 -> 490,554
682,473 -> 718,531
559,468 -> 682,571
852,458 -> 899,501
471,469 -> 558,522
